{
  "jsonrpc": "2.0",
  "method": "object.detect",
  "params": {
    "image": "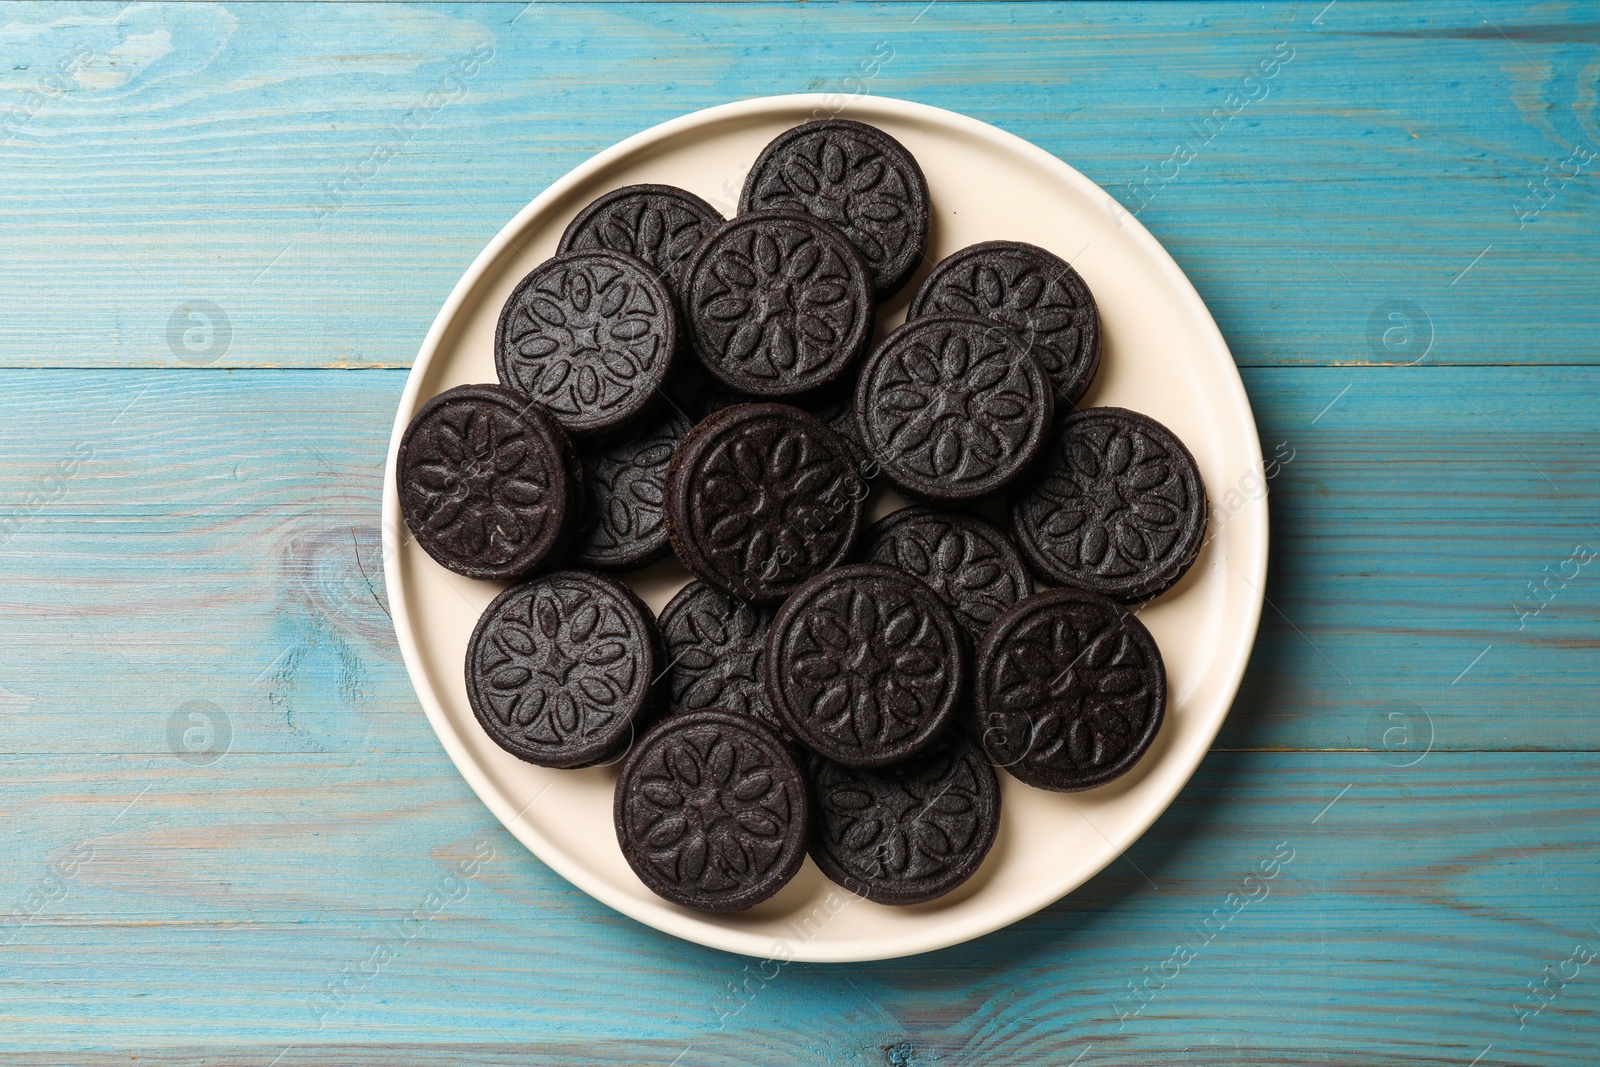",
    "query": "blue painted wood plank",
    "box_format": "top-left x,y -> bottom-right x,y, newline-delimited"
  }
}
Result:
0,1 -> 1594,1060
0,2 -> 1594,368
0,751 -> 1594,1063
0,367 -> 1593,751
1222,364 -> 1600,752
0,366 -> 1595,753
